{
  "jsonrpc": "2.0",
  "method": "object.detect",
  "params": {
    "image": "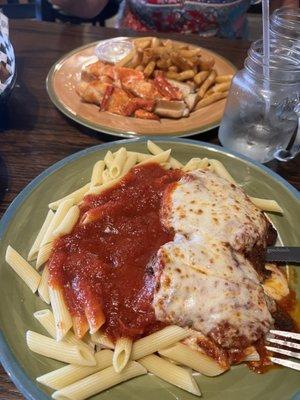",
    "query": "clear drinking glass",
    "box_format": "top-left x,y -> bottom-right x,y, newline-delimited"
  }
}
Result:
270,7 -> 300,50
218,39 -> 300,163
